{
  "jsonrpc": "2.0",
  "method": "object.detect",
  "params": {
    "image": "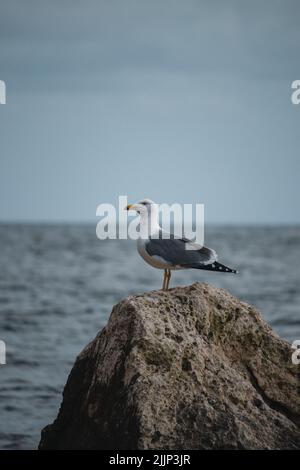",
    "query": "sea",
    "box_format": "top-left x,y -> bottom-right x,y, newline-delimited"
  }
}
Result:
0,223 -> 299,449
